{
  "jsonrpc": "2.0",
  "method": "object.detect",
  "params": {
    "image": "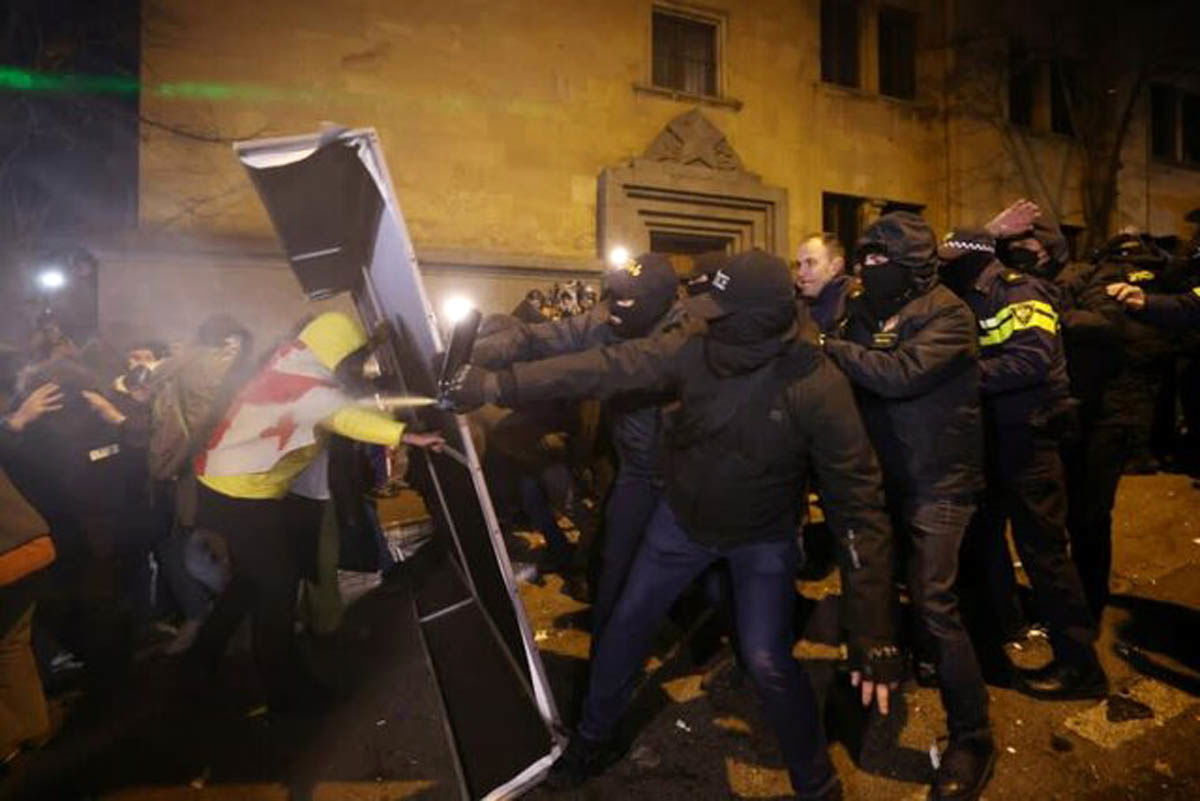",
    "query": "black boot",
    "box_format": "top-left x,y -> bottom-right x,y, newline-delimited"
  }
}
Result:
1016,660 -> 1108,700
932,734 -> 996,801
544,733 -> 626,789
